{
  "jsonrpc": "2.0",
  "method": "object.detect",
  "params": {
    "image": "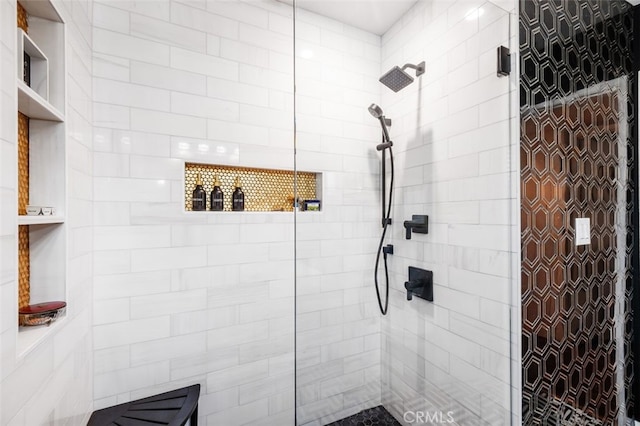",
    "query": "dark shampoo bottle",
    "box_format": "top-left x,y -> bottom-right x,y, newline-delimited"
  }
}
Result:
232,177 -> 245,211
210,175 -> 224,211
192,173 -> 206,211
